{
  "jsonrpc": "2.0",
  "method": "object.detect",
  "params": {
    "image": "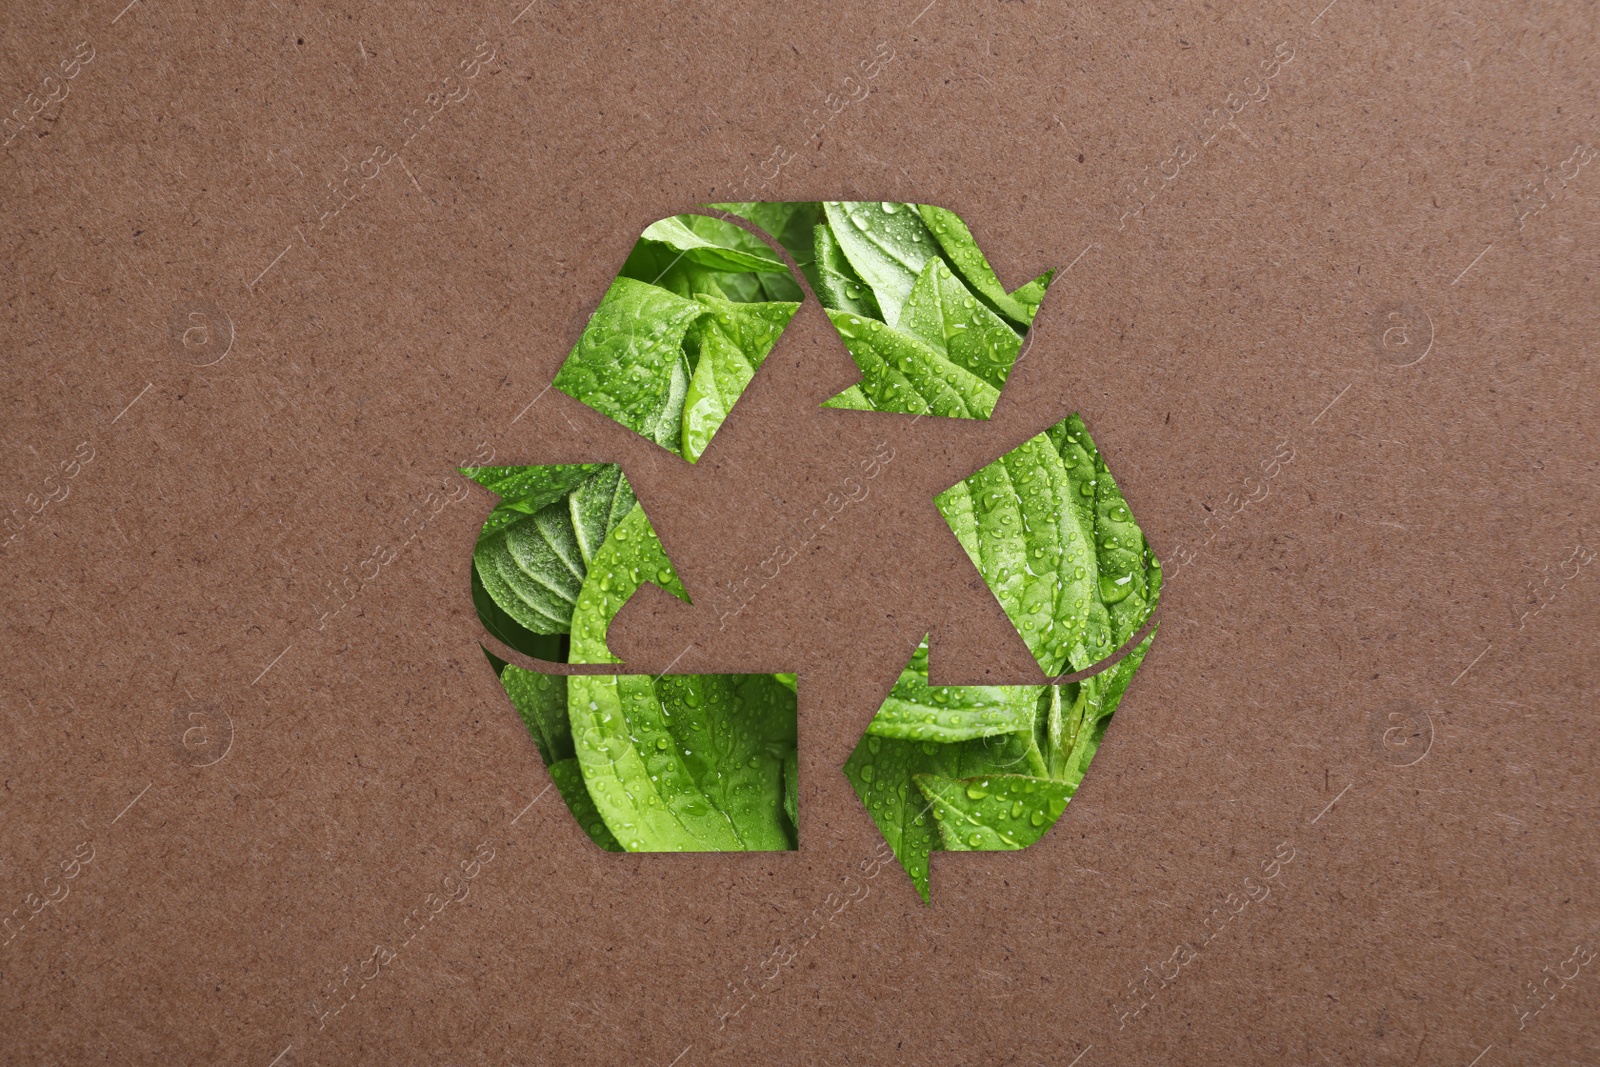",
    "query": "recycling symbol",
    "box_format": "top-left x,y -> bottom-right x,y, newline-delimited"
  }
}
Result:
466,202 -> 1160,900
